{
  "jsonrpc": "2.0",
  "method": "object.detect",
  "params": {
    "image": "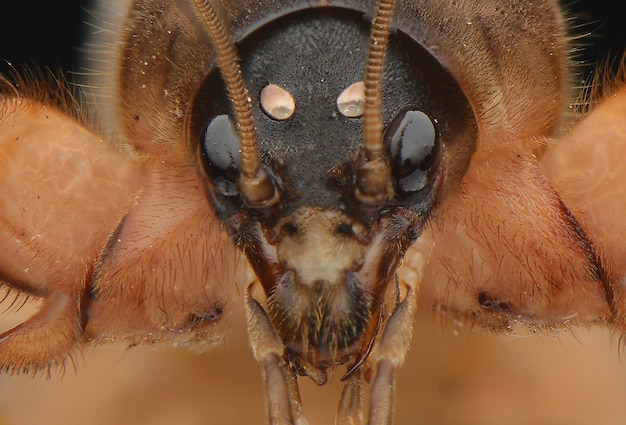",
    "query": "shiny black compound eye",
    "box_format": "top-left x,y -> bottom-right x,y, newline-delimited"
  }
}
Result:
384,108 -> 439,194
200,114 -> 242,197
